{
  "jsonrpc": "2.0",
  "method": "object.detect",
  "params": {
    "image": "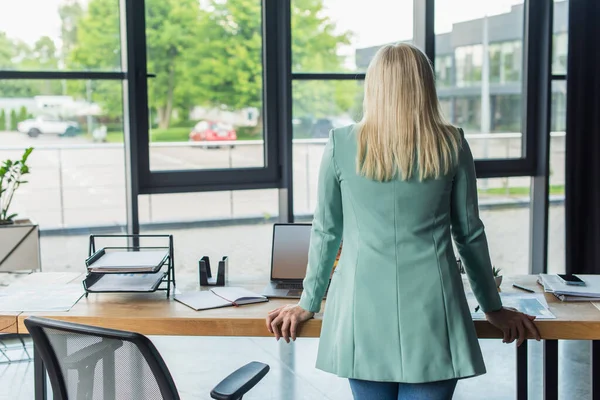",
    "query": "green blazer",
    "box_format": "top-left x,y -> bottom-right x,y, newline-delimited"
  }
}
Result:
298,124 -> 502,383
